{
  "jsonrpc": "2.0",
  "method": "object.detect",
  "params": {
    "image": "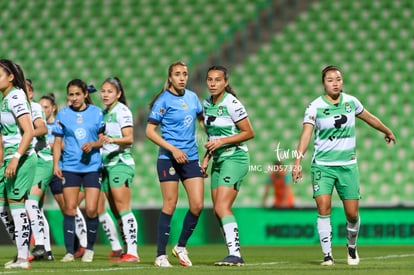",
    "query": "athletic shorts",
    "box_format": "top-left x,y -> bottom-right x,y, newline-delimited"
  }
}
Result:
101,162 -> 134,192
3,153 -> 38,200
157,159 -> 203,182
311,163 -> 360,200
49,175 -> 63,195
62,171 -> 101,189
210,149 -> 250,191
33,157 -> 53,192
